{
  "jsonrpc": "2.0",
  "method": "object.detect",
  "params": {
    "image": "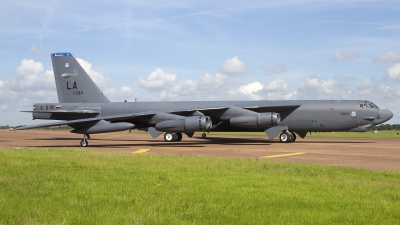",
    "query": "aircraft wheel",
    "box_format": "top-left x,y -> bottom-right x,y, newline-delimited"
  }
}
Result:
80,139 -> 88,147
290,132 -> 297,142
202,133 -> 206,138
279,132 -> 293,143
164,133 -> 174,142
176,133 -> 182,141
